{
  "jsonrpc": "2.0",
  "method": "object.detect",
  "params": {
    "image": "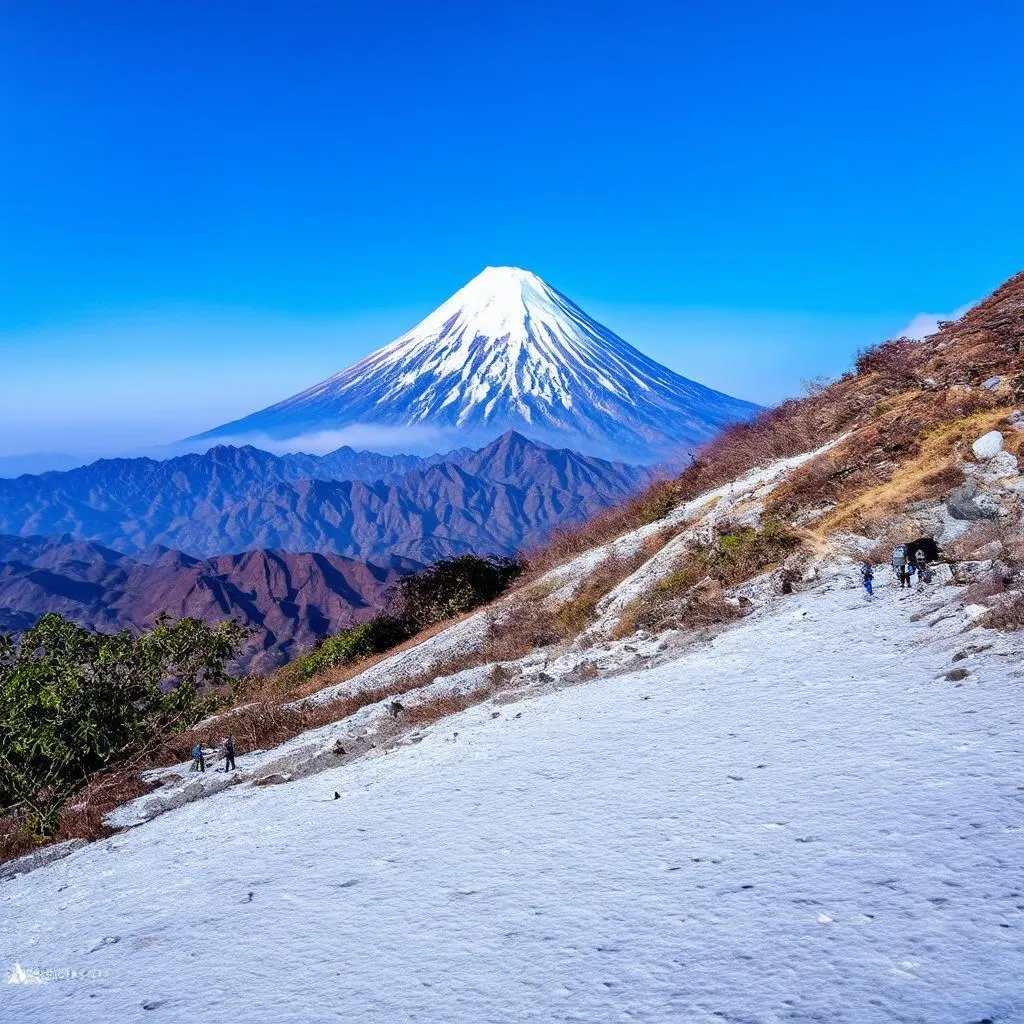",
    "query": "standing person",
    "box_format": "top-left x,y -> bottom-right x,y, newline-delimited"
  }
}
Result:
892,545 -> 908,588
223,735 -> 236,772
860,561 -> 874,599
914,548 -> 929,585
191,743 -> 205,773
